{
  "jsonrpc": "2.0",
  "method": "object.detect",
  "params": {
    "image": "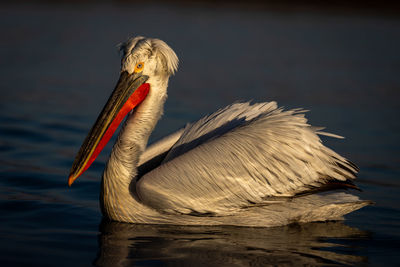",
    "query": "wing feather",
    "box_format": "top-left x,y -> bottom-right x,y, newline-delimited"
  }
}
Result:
136,102 -> 358,215
139,128 -> 184,166
137,128 -> 184,177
